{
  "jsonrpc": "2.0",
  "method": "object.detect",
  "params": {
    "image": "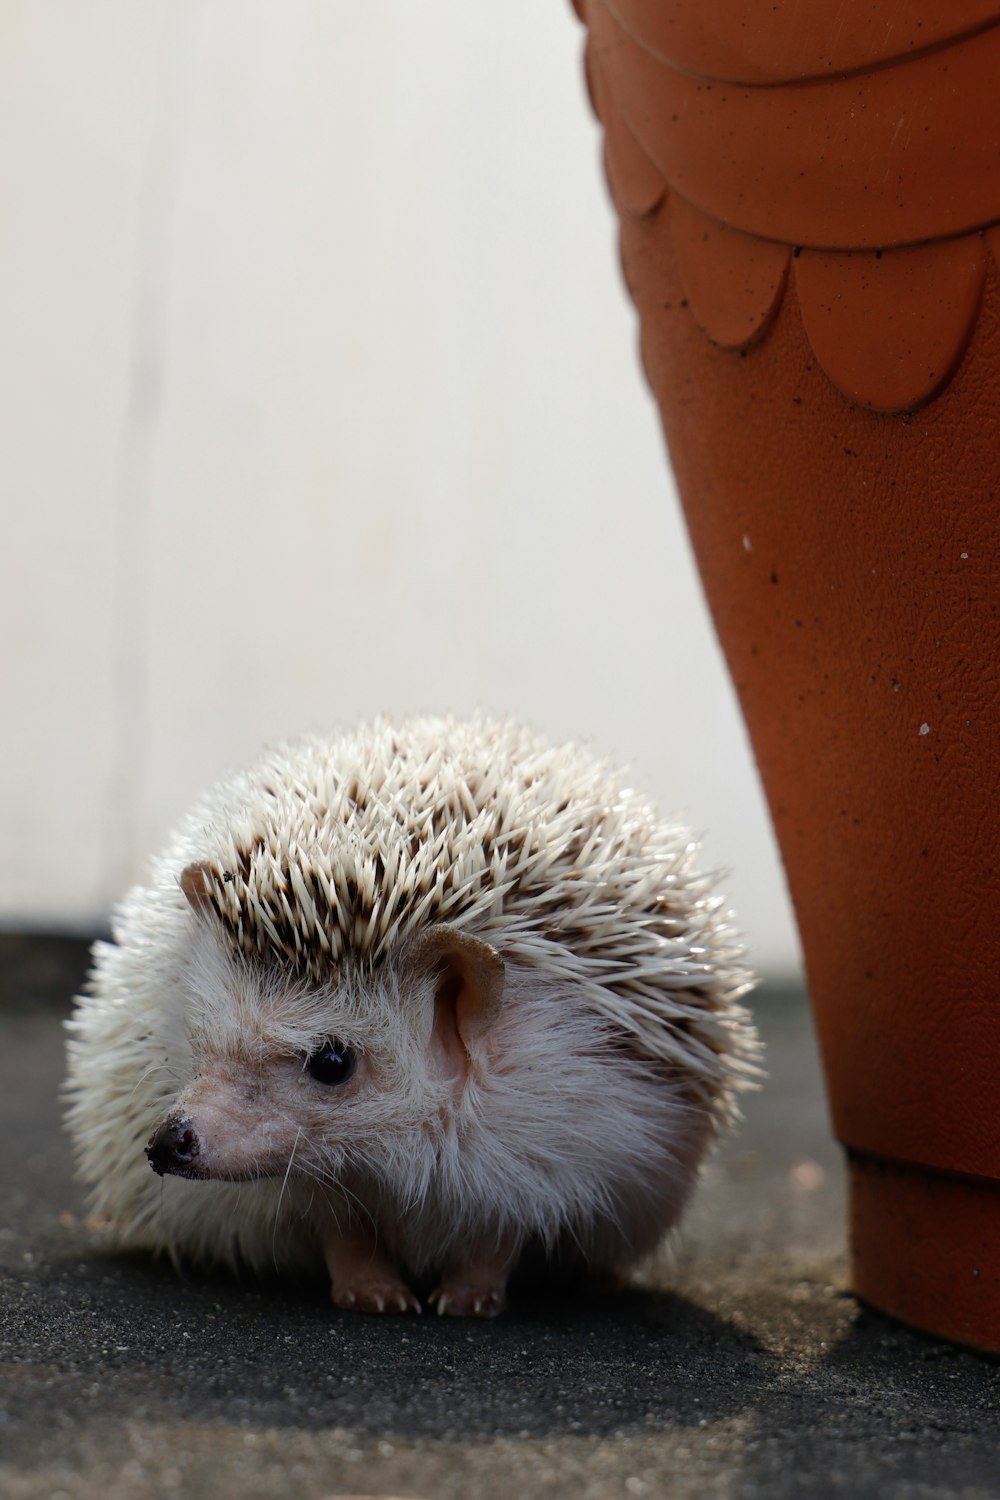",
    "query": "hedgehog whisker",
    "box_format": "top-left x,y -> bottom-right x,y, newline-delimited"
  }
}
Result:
128,1059 -> 181,1101
296,1156 -> 377,1236
272,1128 -> 303,1265
290,1161 -> 340,1217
